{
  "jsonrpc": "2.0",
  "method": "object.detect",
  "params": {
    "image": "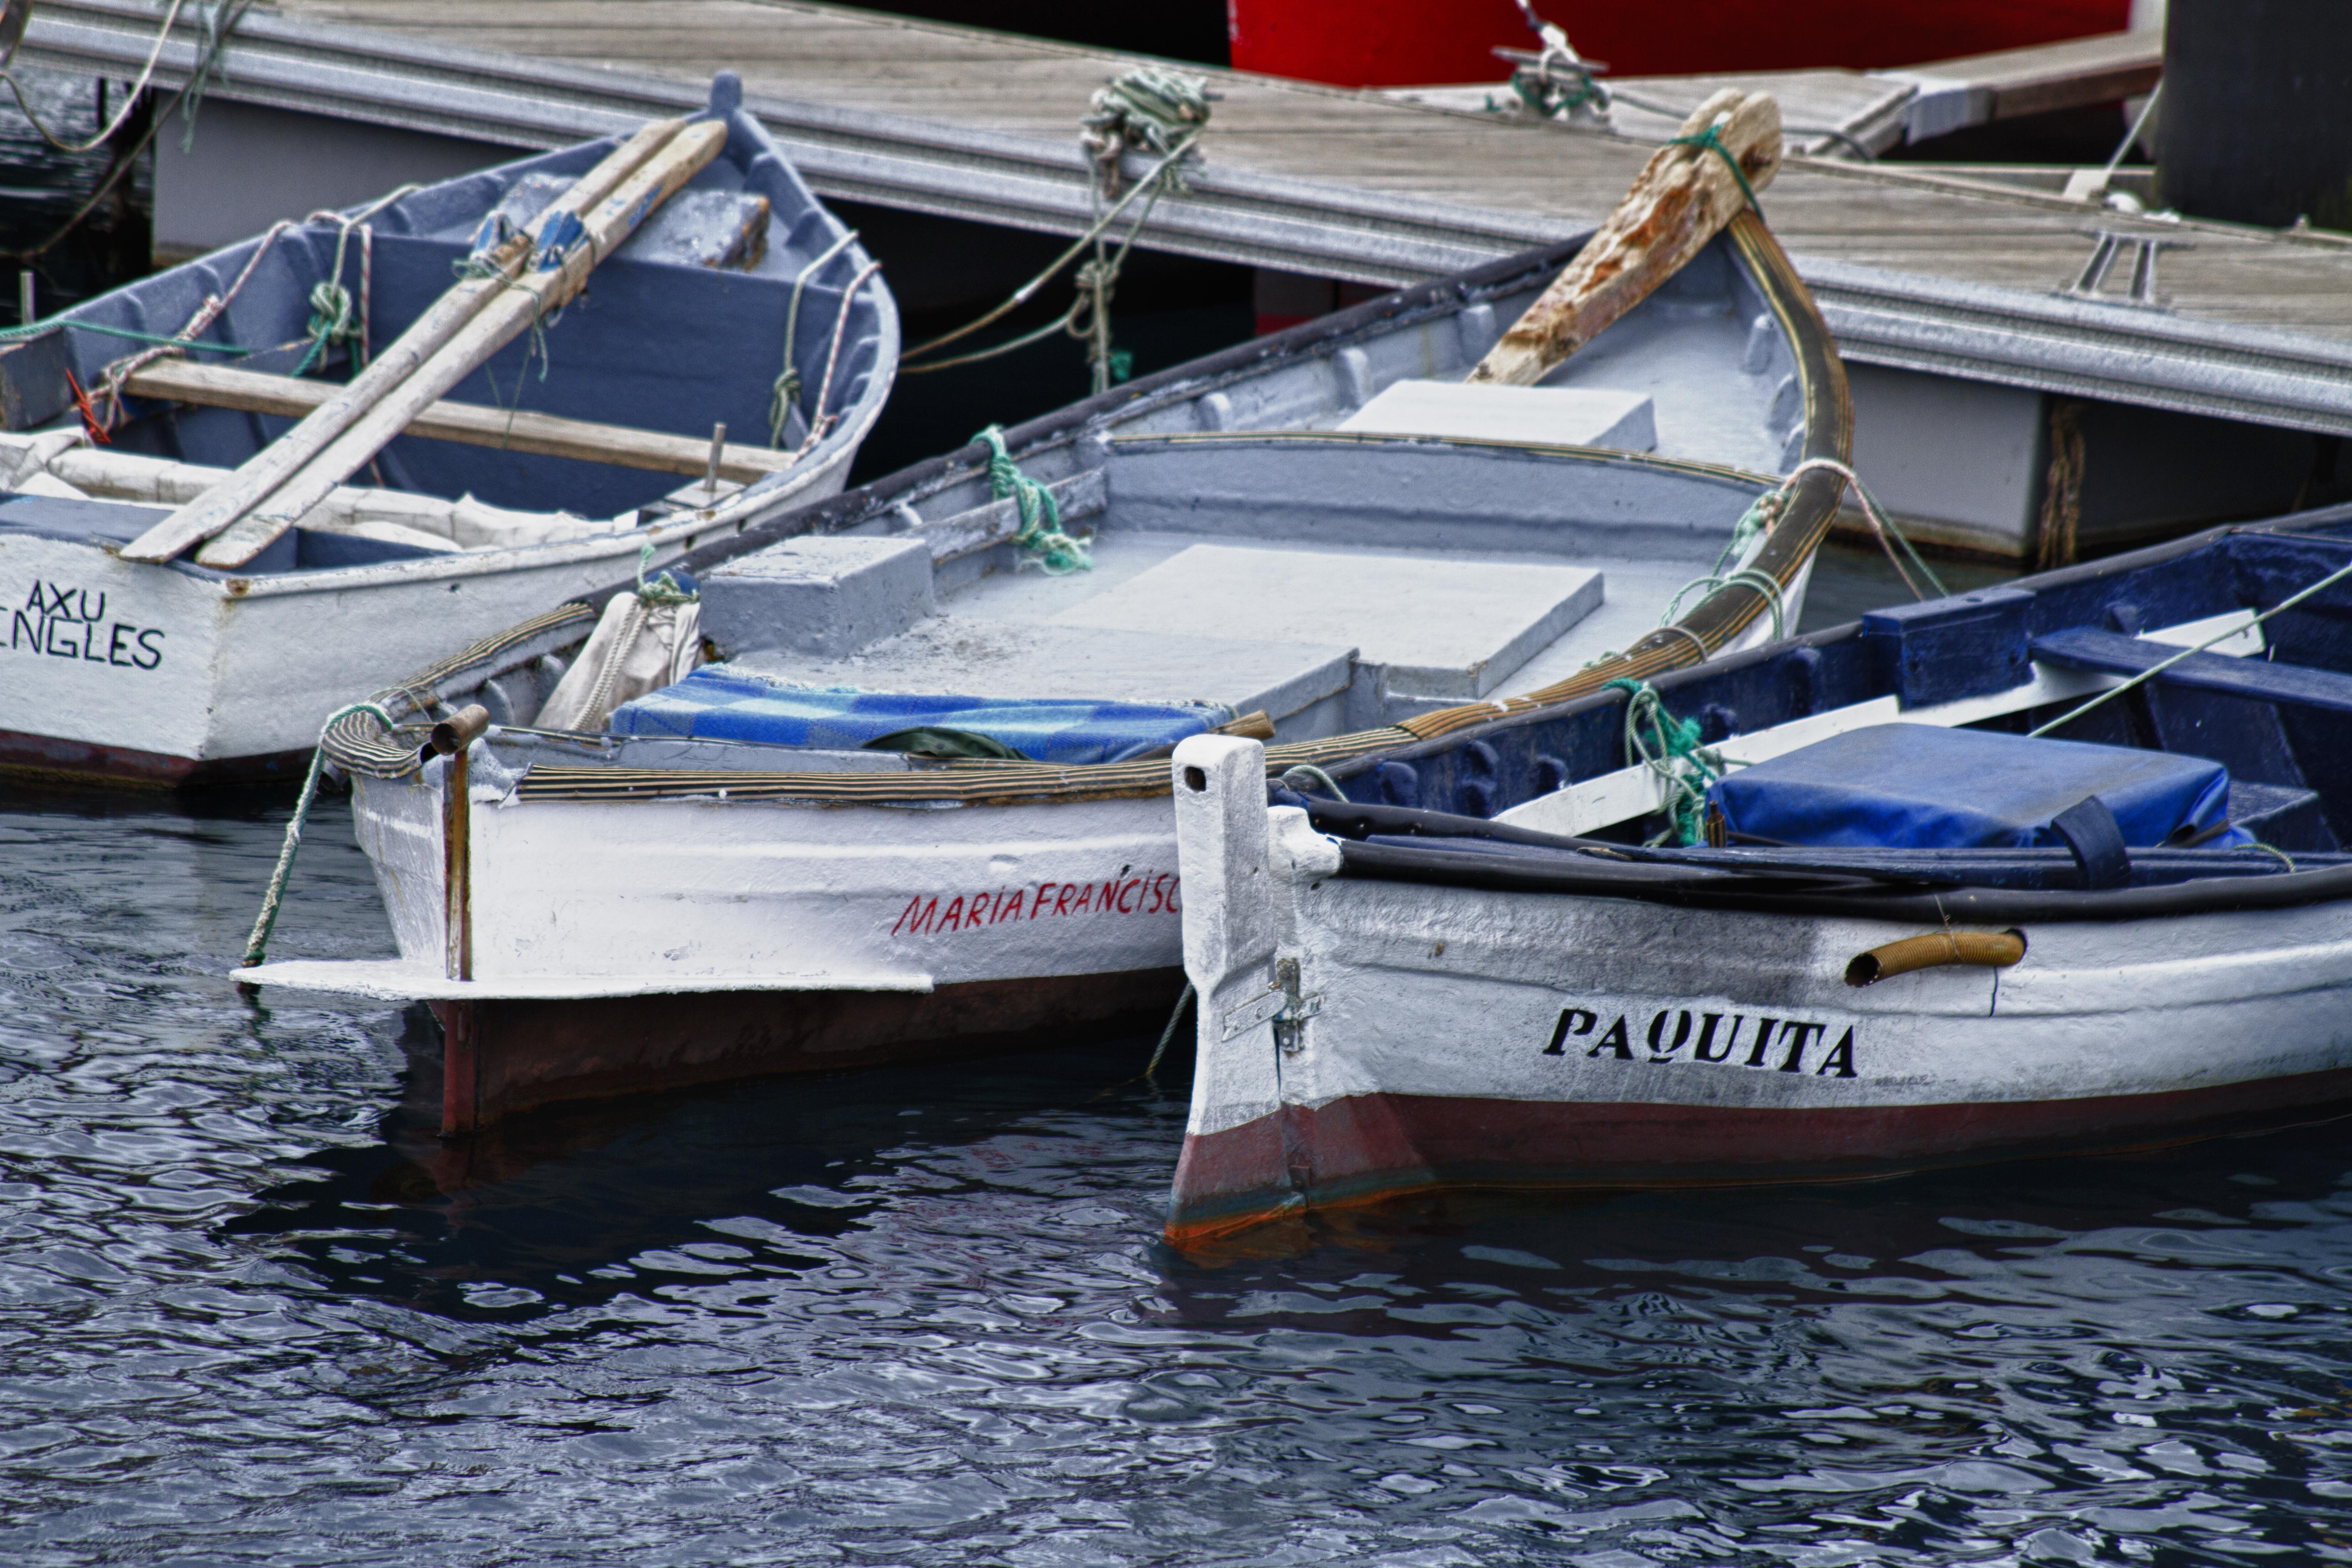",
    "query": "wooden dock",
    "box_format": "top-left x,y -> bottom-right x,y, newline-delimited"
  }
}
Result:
20,0 -> 2352,446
